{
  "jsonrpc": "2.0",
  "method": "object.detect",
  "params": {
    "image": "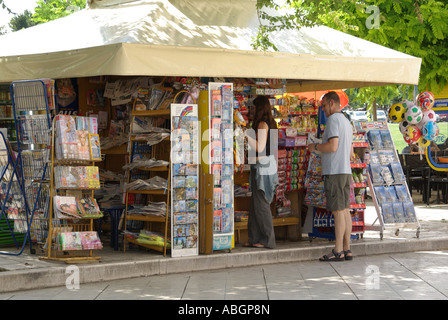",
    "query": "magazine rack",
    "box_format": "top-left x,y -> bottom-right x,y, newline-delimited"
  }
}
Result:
0,80 -> 54,256
360,121 -> 421,239
123,88 -> 172,256
0,131 -> 32,254
40,115 -> 103,263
